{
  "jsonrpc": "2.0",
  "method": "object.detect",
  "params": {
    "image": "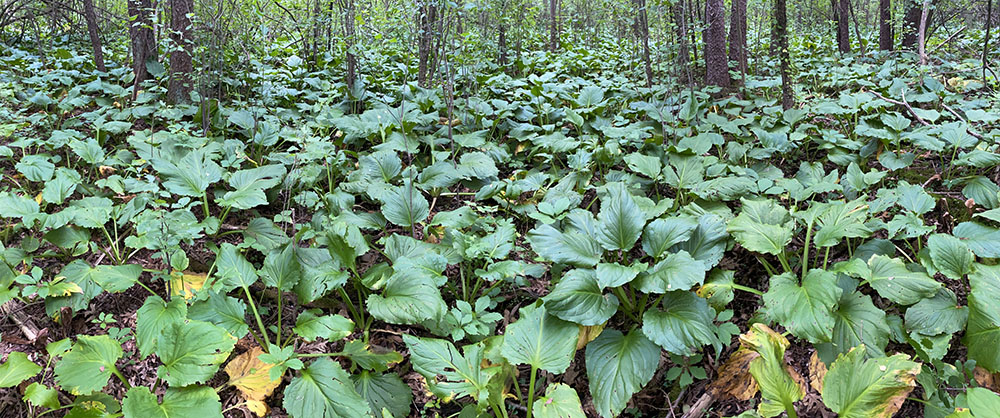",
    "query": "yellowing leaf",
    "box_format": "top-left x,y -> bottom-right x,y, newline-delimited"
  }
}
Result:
224,346 -> 279,415
34,193 -> 43,204
808,351 -> 827,393
576,324 -> 604,350
170,271 -> 207,299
